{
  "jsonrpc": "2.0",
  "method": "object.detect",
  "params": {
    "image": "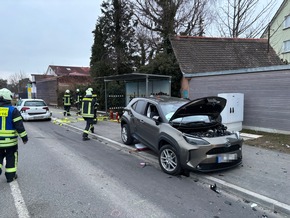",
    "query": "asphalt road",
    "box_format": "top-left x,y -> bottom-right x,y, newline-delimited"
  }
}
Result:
0,120 -> 282,218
